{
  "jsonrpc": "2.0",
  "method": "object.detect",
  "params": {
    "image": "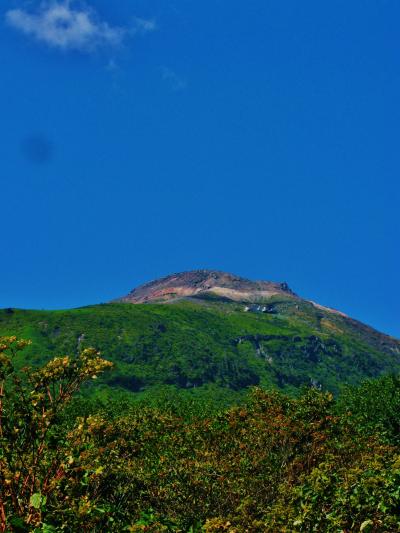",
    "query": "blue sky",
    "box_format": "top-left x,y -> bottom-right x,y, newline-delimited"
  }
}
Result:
1,0 -> 399,337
